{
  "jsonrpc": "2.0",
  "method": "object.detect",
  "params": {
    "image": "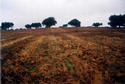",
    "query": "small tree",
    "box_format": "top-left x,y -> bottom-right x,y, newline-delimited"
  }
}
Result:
108,14 -> 125,28
68,19 -> 81,27
25,24 -> 31,29
42,17 -> 57,28
1,22 -> 14,30
31,23 -> 41,28
92,22 -> 102,27
62,24 -> 68,27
